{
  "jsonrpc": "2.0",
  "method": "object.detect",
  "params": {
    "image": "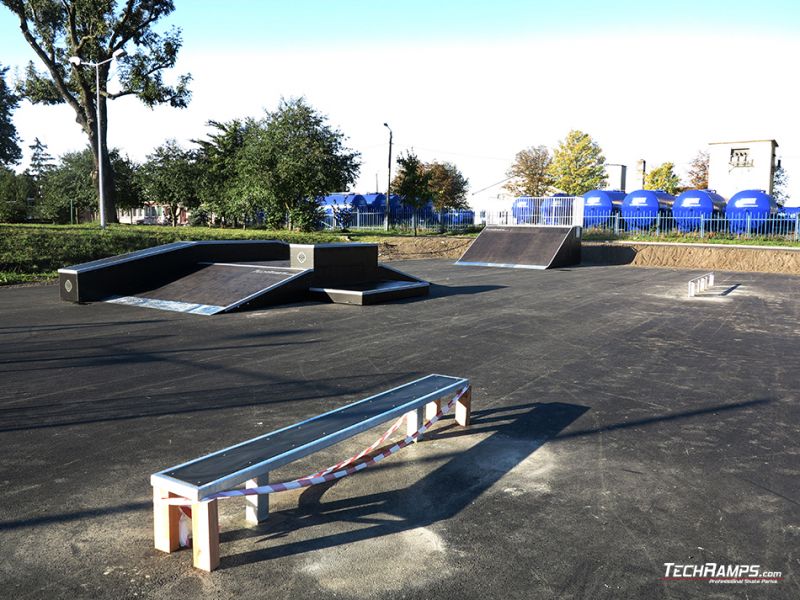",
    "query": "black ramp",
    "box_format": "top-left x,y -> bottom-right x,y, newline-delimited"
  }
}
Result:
133,263 -> 295,306
108,262 -> 311,315
457,225 -> 581,269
